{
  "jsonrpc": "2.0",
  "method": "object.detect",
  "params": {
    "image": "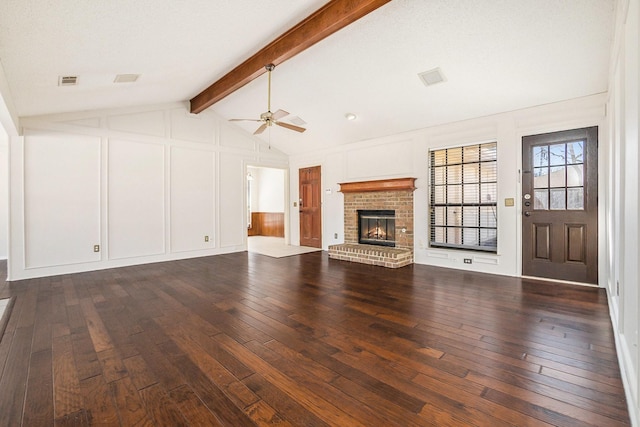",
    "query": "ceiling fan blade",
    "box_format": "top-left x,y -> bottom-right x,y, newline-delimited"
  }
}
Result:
229,118 -> 262,122
276,121 -> 306,133
254,123 -> 268,135
272,109 -> 289,120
